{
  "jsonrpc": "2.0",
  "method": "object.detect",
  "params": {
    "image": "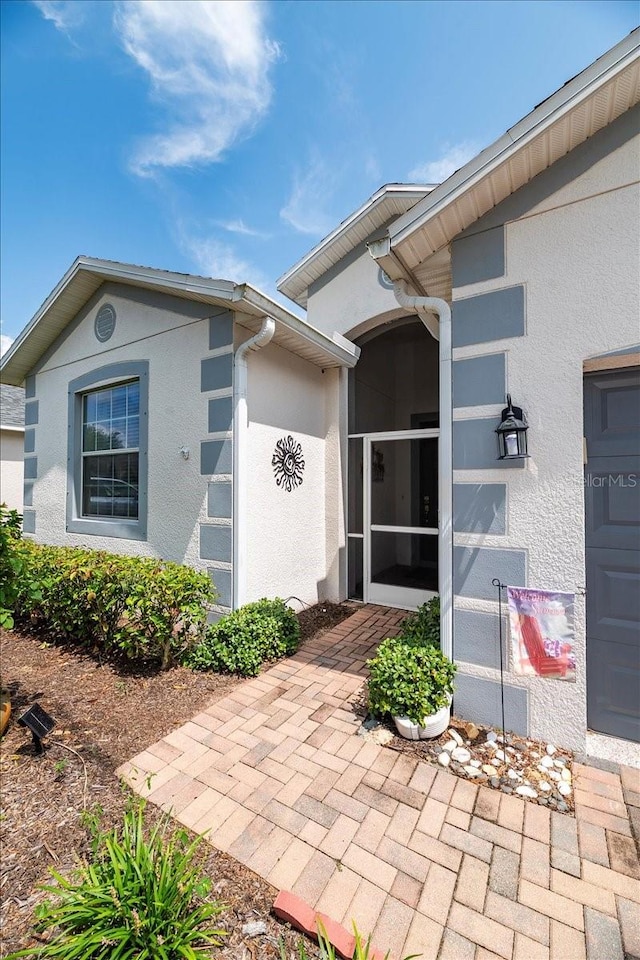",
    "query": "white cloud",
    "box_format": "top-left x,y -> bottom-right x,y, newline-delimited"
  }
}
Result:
32,0 -> 85,33
113,0 -> 280,176
409,141 -> 480,184
1,335 -> 14,358
217,218 -> 268,239
280,153 -> 340,237
178,223 -> 267,289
